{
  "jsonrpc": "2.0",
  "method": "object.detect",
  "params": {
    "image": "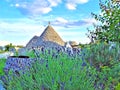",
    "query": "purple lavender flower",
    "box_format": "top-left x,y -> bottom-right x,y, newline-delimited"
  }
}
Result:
82,62 -> 87,66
